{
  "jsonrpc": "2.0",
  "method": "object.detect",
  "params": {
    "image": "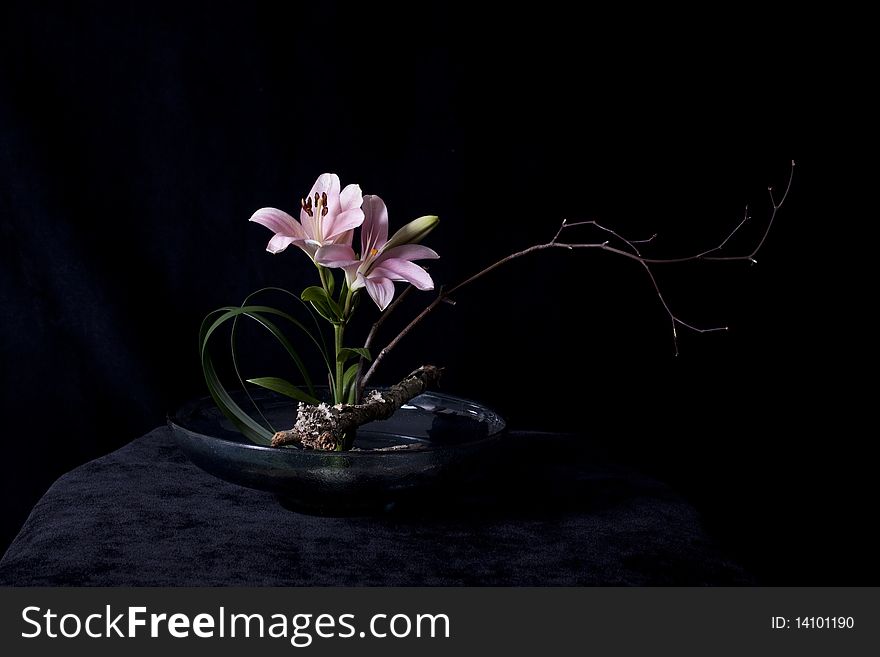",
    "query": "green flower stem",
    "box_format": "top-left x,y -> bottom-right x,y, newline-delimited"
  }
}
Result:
316,262 -> 356,405
333,323 -> 344,404
341,287 -> 354,317
334,289 -> 355,404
